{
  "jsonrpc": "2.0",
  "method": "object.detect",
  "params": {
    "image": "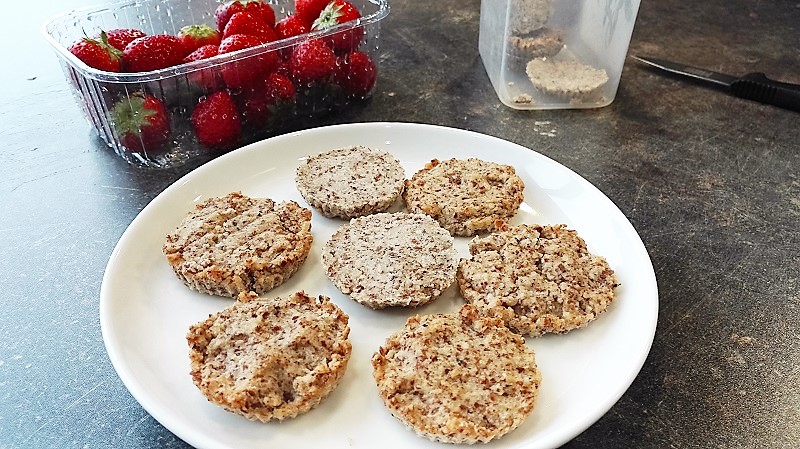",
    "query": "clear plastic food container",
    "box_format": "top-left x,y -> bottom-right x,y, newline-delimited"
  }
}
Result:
42,0 -> 389,168
479,0 -> 640,110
